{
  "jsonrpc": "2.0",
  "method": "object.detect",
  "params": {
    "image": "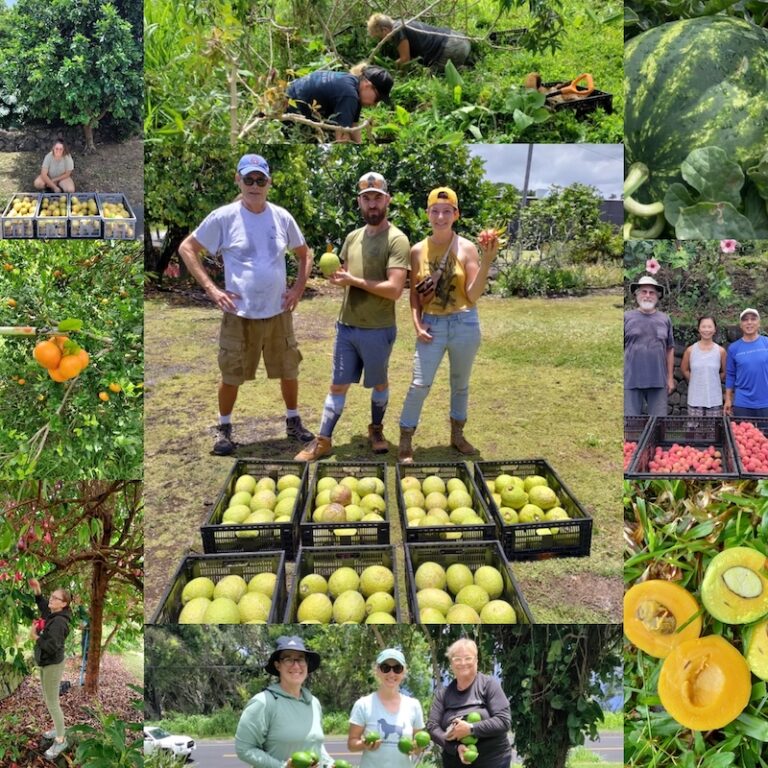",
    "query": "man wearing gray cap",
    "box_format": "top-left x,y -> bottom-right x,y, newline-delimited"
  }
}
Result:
296,171 -> 410,461
179,153 -> 315,455
725,307 -> 768,417
624,275 -> 675,416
